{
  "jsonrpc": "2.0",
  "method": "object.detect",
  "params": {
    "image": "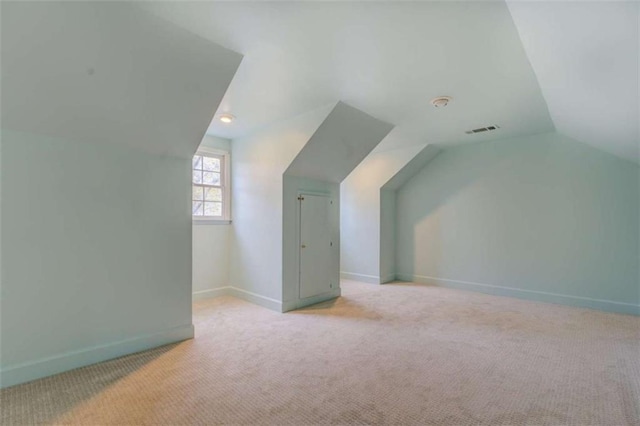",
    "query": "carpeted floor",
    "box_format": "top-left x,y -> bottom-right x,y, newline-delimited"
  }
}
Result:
1,280 -> 639,425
